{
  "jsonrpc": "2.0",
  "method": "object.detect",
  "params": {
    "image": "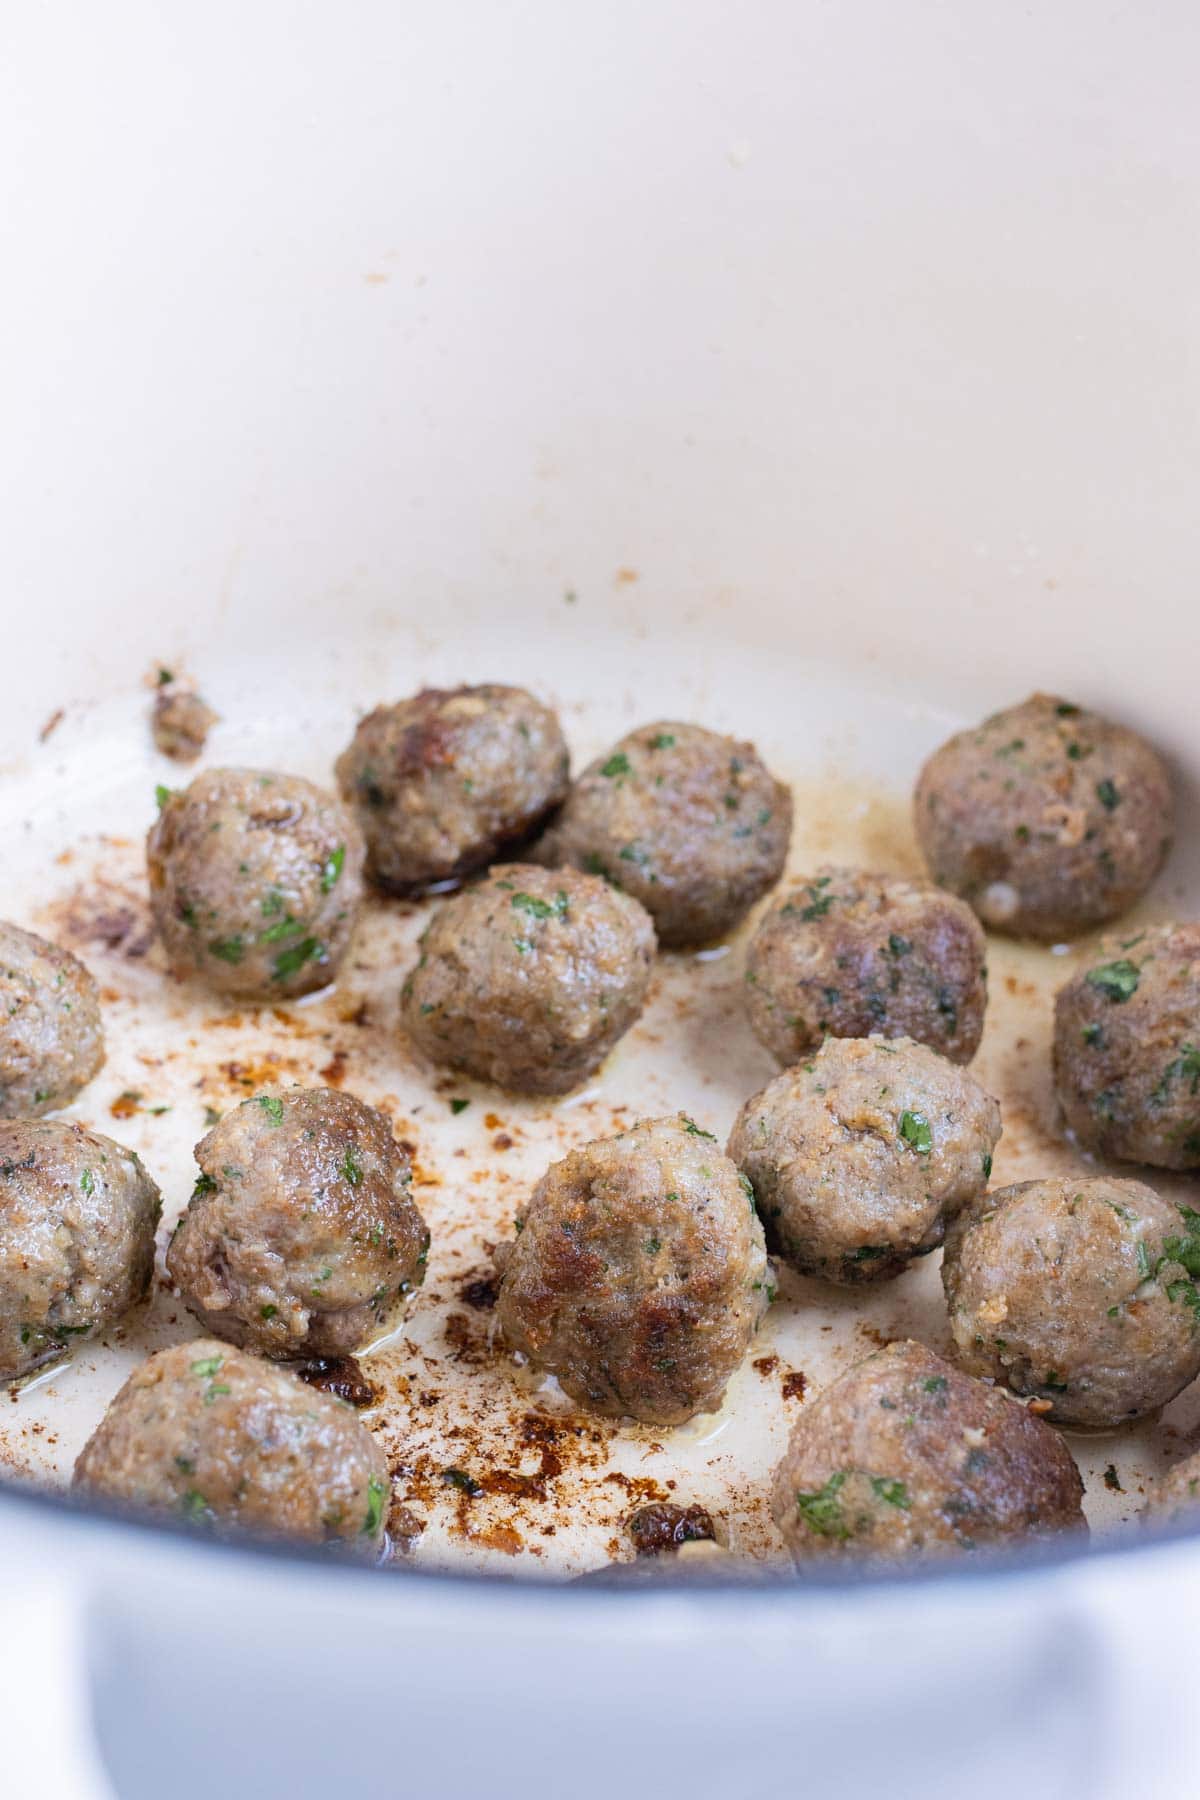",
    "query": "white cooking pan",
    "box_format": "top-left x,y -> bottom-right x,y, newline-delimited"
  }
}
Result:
2,5 -> 1199,1796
